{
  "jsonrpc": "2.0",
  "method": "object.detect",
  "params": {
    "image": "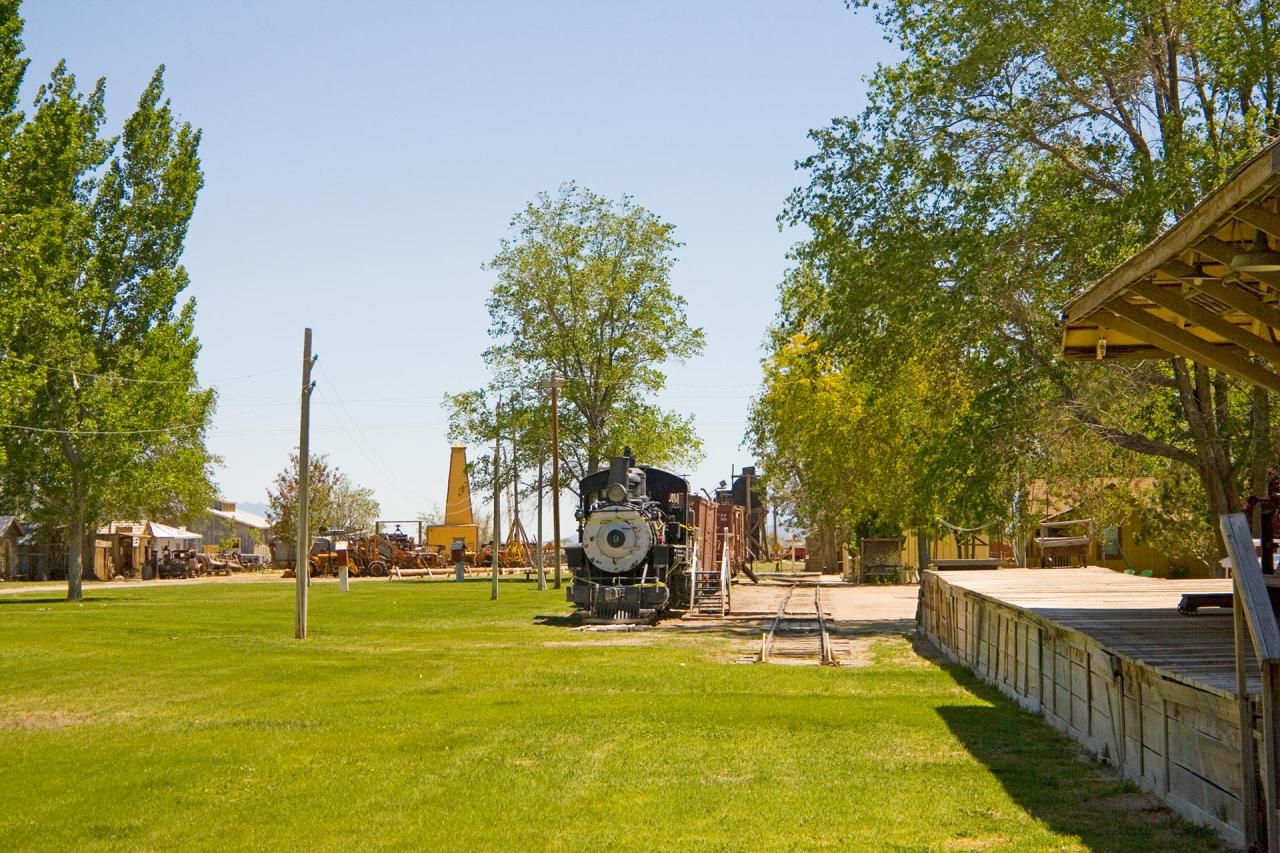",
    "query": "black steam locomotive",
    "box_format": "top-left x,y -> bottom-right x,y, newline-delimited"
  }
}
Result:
564,450 -> 690,623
